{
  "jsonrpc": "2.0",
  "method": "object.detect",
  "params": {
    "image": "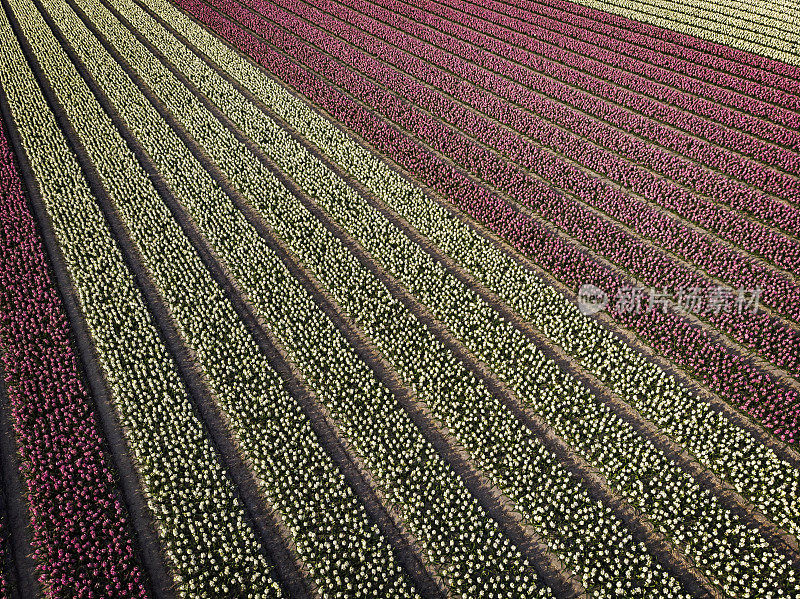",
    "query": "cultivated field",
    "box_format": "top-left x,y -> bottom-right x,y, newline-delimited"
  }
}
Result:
0,0 -> 798,597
